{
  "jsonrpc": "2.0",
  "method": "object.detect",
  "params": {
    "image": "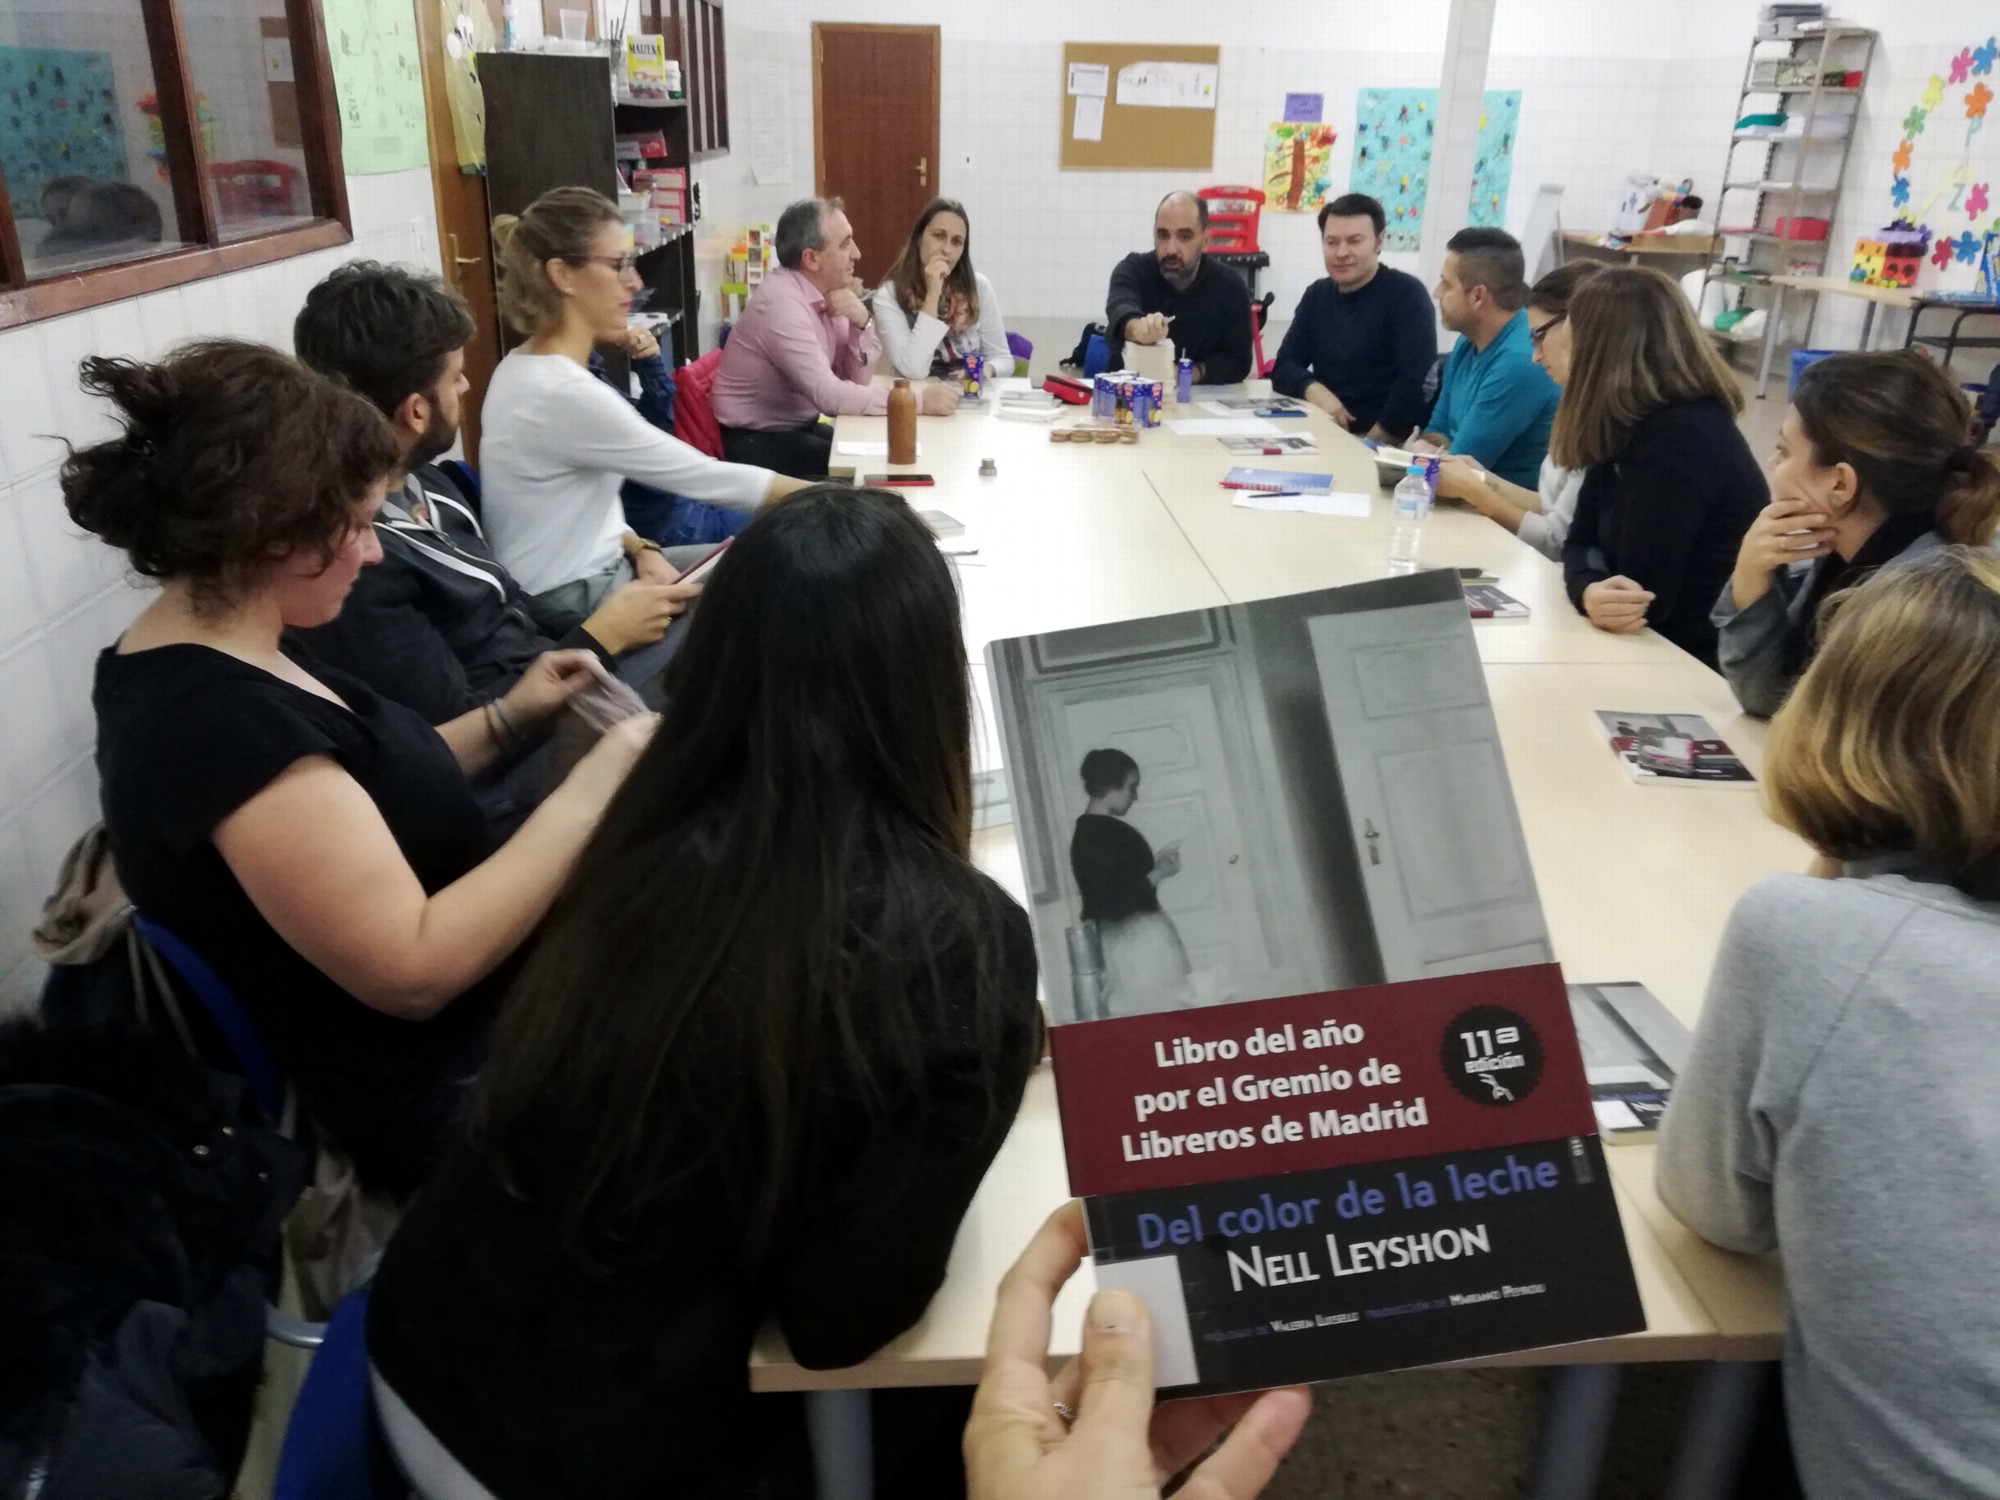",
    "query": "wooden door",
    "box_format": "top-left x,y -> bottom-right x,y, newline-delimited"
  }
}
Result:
1305,604 -> 1552,982
811,24 -> 940,288
415,0 -> 504,465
